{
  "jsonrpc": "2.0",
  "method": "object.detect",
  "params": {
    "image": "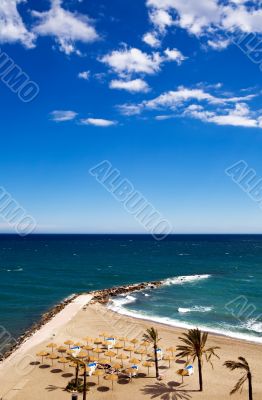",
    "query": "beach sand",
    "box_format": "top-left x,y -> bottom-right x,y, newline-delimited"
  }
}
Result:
0,295 -> 261,400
